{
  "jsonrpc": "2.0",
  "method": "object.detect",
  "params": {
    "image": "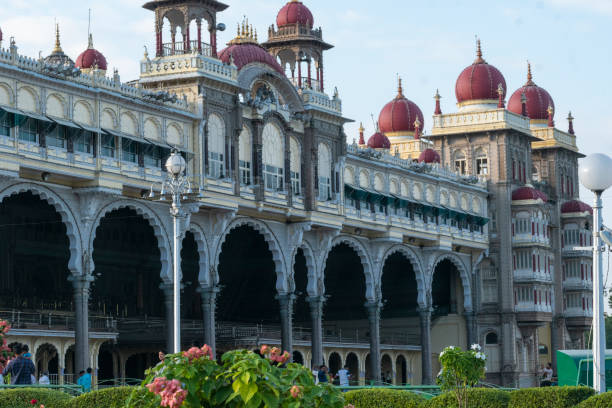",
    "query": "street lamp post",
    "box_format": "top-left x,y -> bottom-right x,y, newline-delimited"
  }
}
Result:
149,149 -> 199,354
579,153 -> 612,393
